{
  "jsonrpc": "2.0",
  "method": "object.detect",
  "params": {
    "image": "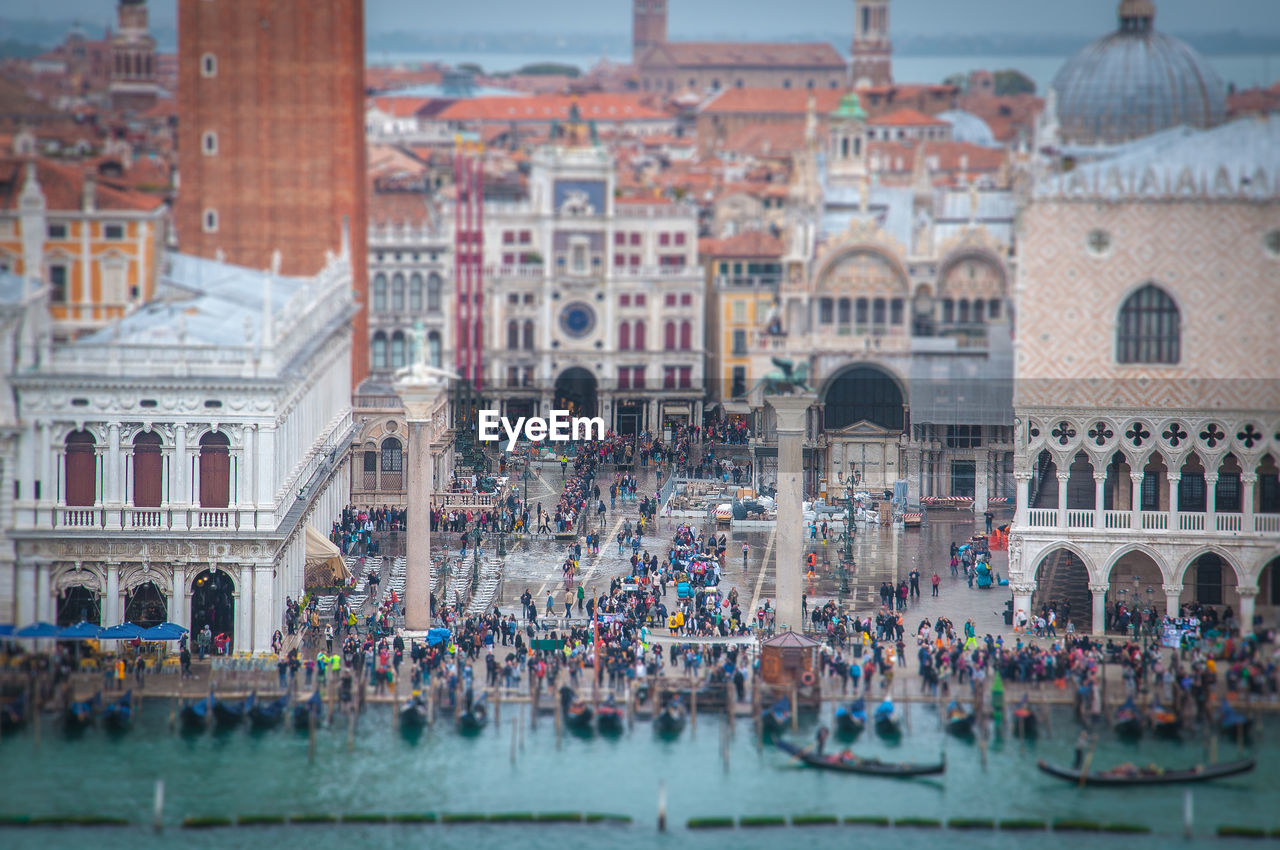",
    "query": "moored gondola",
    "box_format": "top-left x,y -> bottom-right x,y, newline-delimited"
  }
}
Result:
103,690 -> 132,732
0,694 -> 25,733
1114,697 -> 1143,739
1147,699 -> 1180,738
596,694 -> 625,734
64,692 -> 101,731
566,700 -> 594,730
1011,694 -> 1038,738
1037,758 -> 1255,786
945,700 -> 975,737
654,697 -> 686,737
248,694 -> 289,730
1220,703 -> 1252,739
293,690 -> 323,731
212,692 -> 256,730
776,739 -> 945,777
399,693 -> 429,731
834,699 -> 866,737
457,693 -> 488,733
761,697 -> 791,735
180,694 -> 214,732
873,698 -> 900,737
